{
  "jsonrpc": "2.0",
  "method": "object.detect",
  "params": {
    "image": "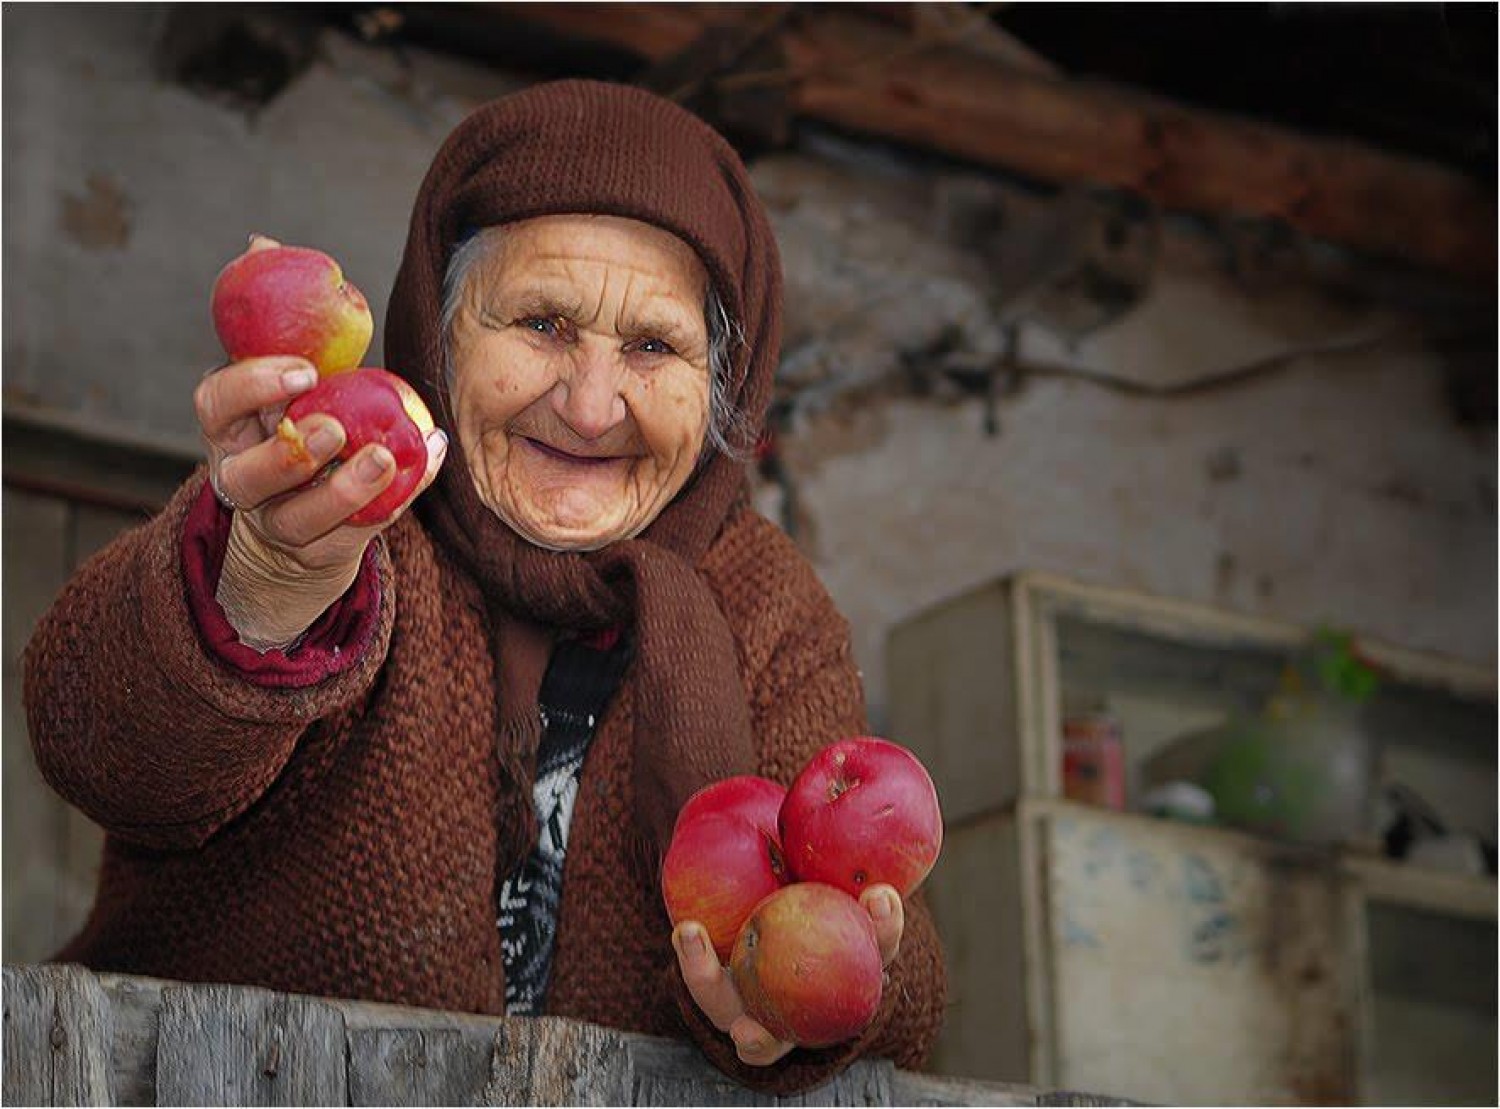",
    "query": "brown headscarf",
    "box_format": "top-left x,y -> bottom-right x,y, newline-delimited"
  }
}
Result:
384,80 -> 783,874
